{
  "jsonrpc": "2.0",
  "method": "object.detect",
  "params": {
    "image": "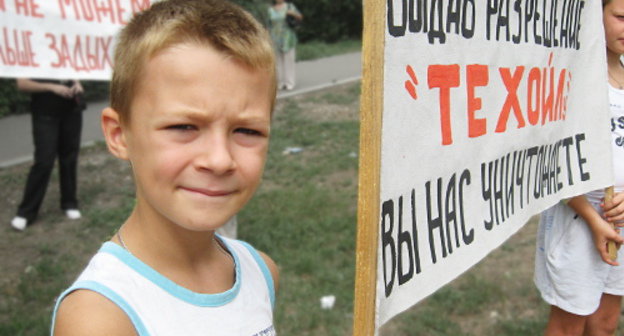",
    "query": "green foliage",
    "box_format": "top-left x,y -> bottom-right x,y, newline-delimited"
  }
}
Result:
0,79 -> 29,118
293,0 -> 362,43
233,0 -> 362,43
0,80 -> 109,118
230,0 -> 270,26
81,81 -> 109,102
